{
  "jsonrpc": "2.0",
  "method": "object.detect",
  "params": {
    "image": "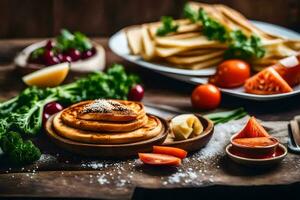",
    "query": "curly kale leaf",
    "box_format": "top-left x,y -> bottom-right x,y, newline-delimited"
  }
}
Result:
1,131 -> 41,165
